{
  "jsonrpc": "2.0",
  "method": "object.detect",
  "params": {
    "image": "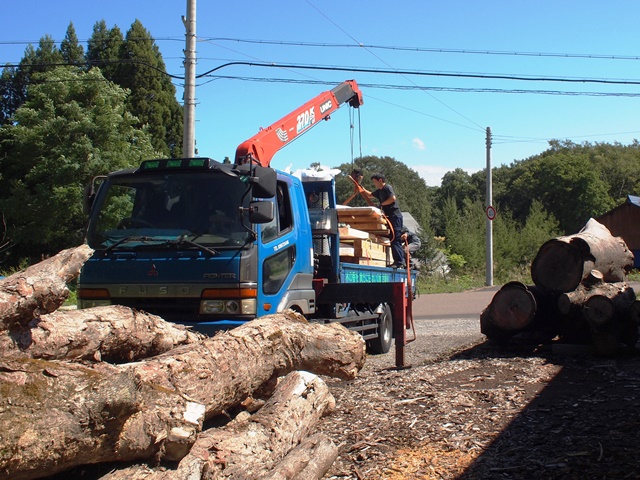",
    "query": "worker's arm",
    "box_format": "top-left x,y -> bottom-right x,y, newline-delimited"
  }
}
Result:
378,194 -> 396,207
